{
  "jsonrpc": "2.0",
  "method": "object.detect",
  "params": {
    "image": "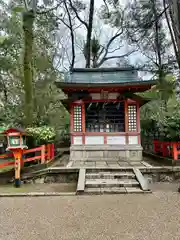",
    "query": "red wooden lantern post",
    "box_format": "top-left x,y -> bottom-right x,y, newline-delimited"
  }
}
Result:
3,128 -> 28,187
